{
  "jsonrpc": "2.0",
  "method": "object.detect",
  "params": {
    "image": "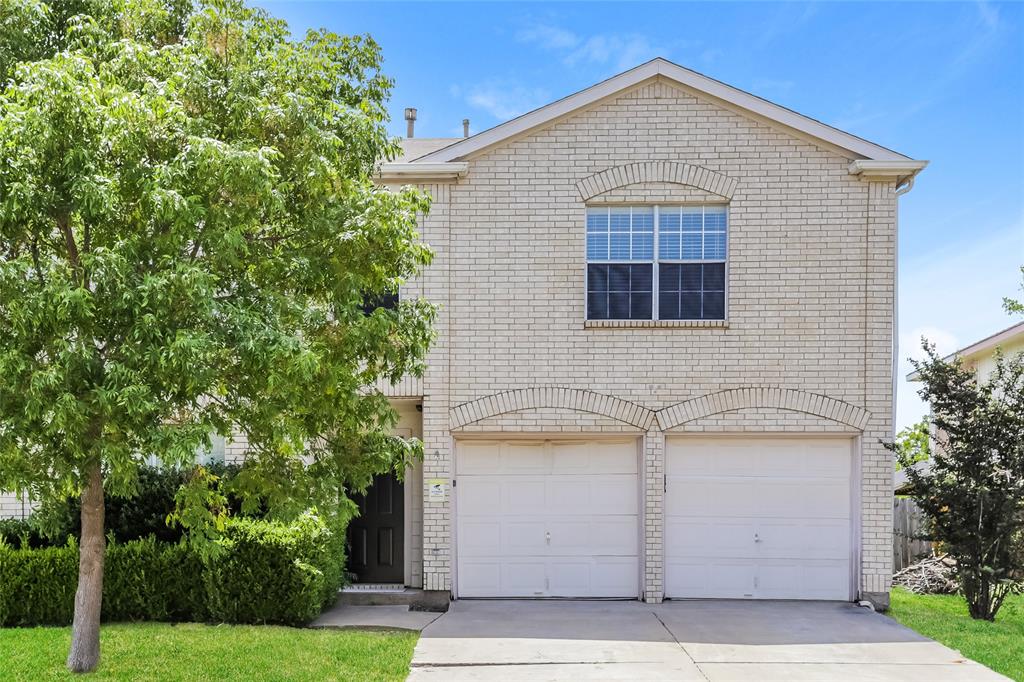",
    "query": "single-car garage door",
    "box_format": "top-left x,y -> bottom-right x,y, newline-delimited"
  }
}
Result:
456,439 -> 640,598
666,436 -> 853,601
